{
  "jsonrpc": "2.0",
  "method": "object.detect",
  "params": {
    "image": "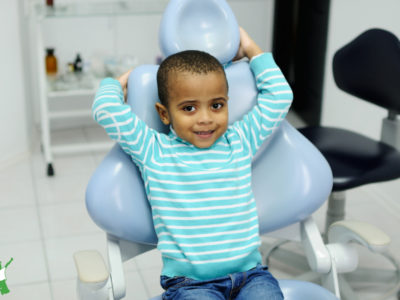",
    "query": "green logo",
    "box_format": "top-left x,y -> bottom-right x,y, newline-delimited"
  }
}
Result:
0,258 -> 13,295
